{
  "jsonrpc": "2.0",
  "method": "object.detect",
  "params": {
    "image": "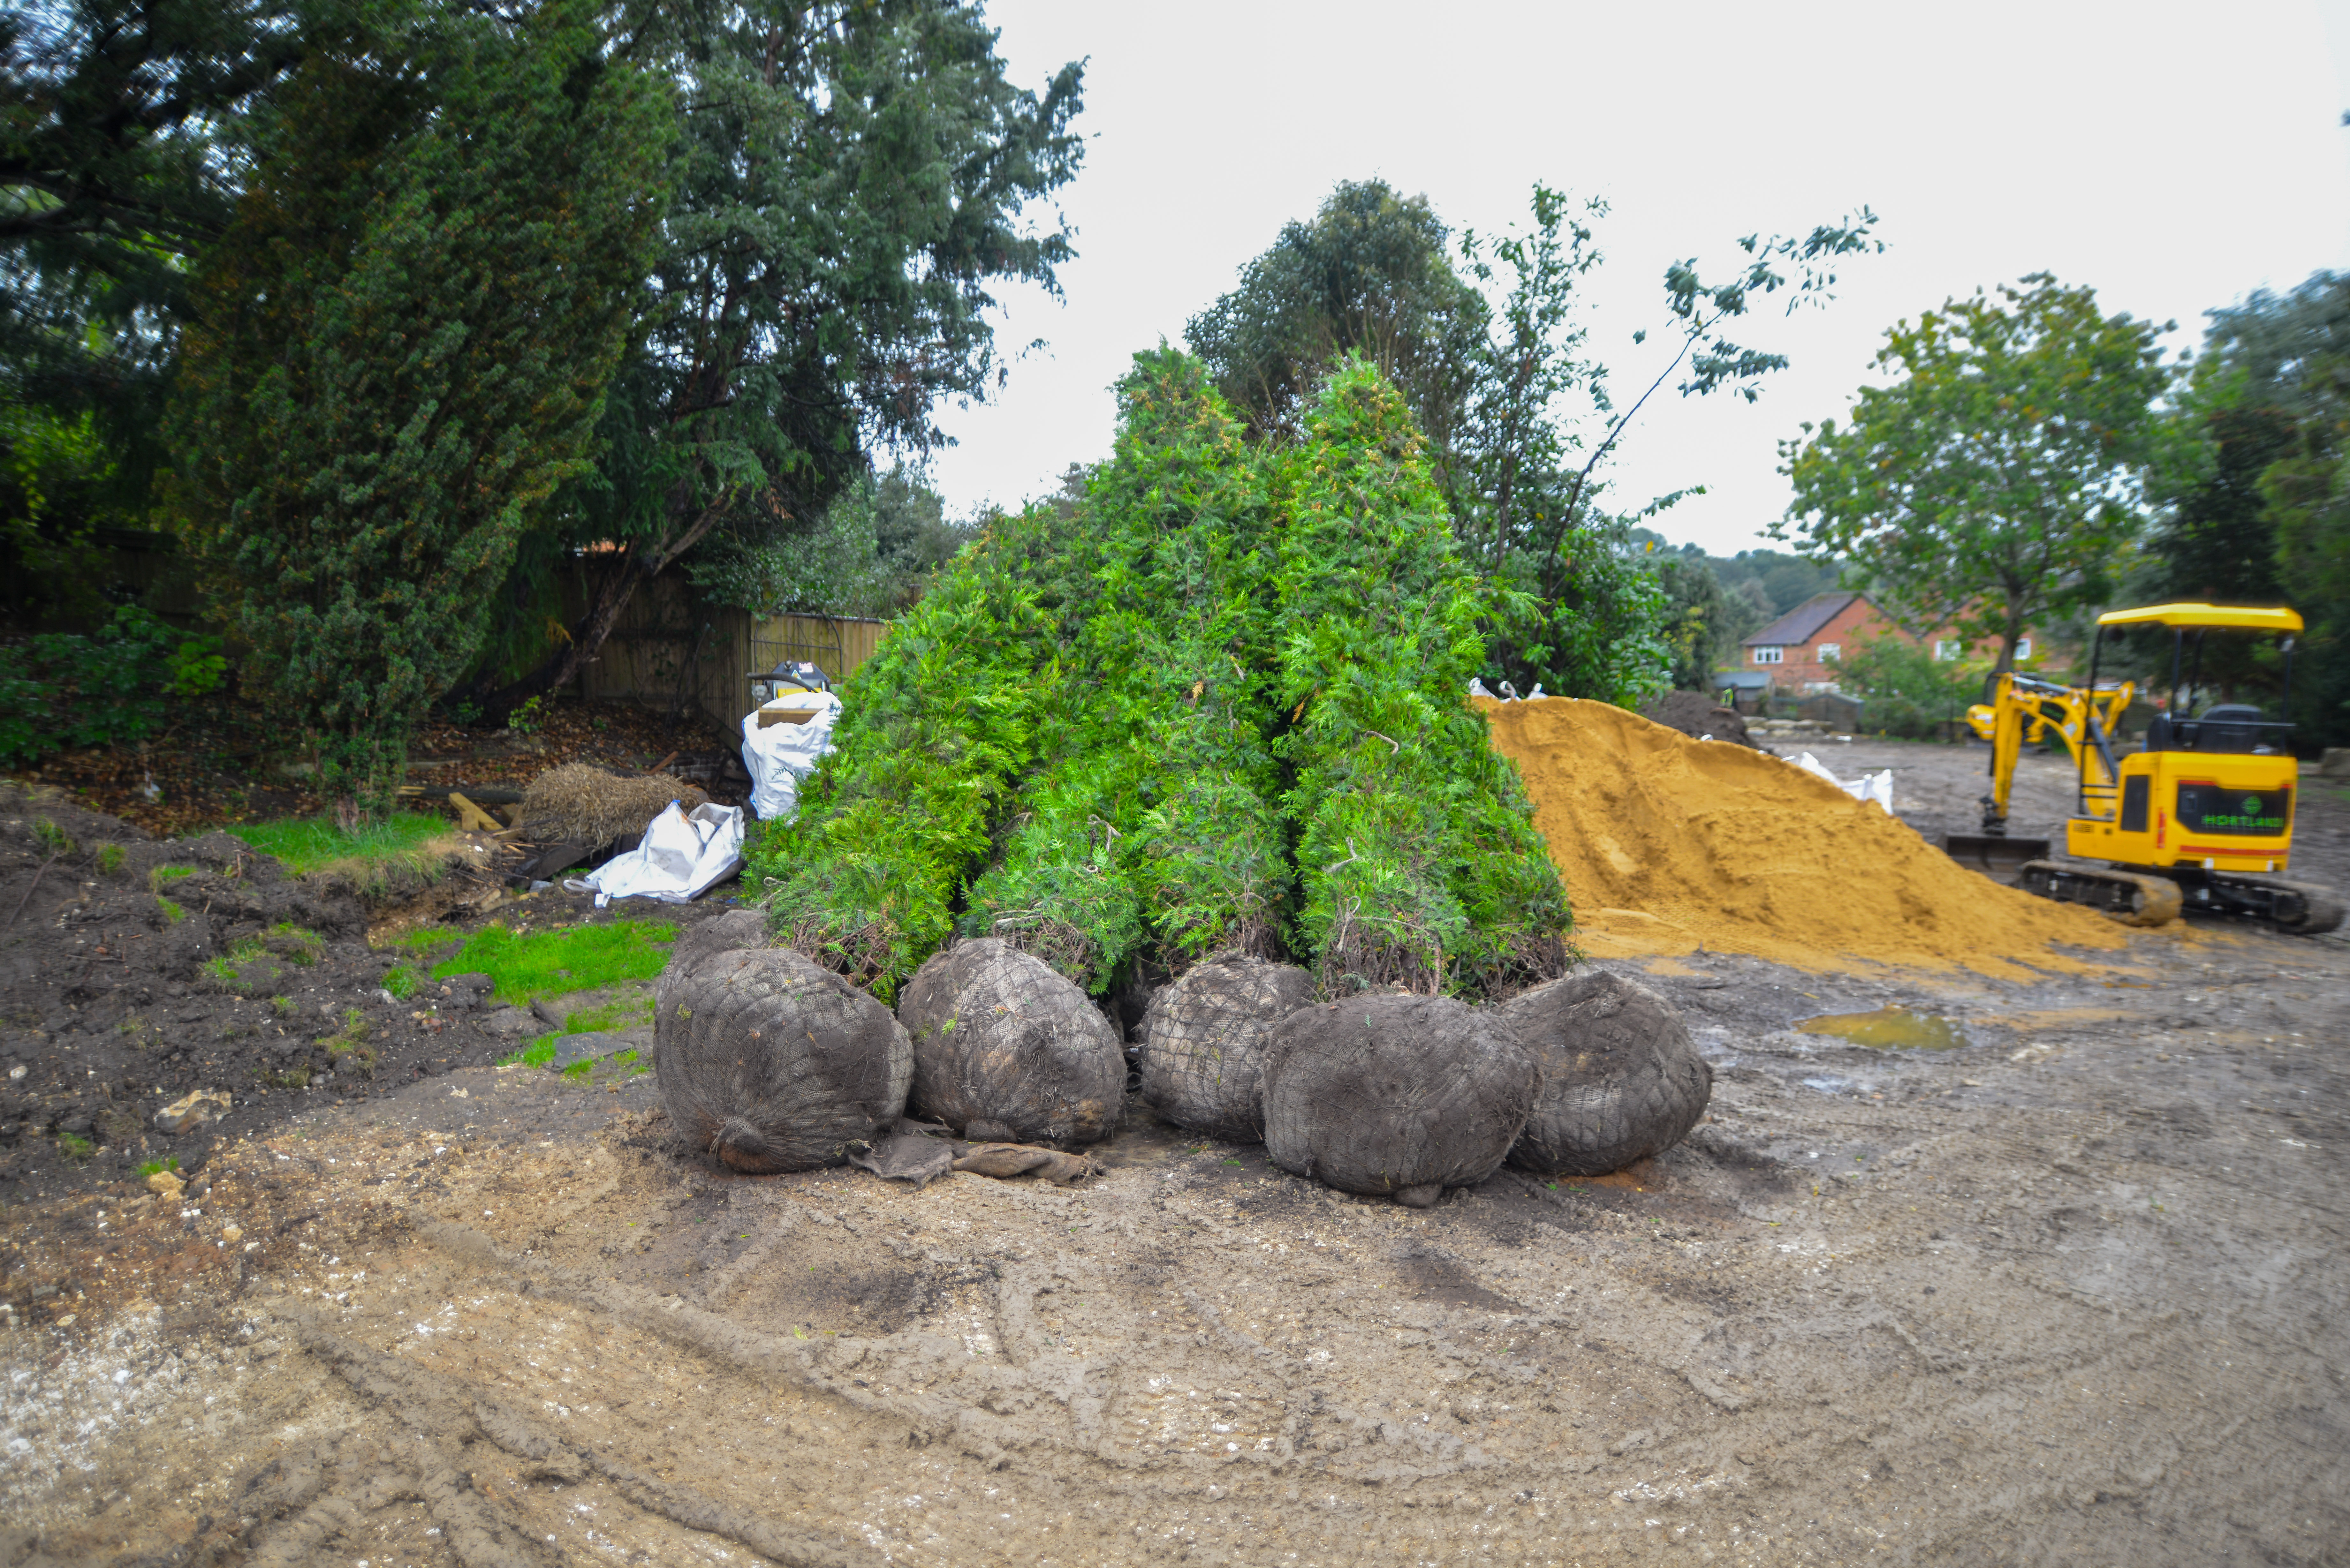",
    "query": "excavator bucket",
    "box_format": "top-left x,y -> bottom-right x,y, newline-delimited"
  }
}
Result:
1941,833 -> 2052,883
